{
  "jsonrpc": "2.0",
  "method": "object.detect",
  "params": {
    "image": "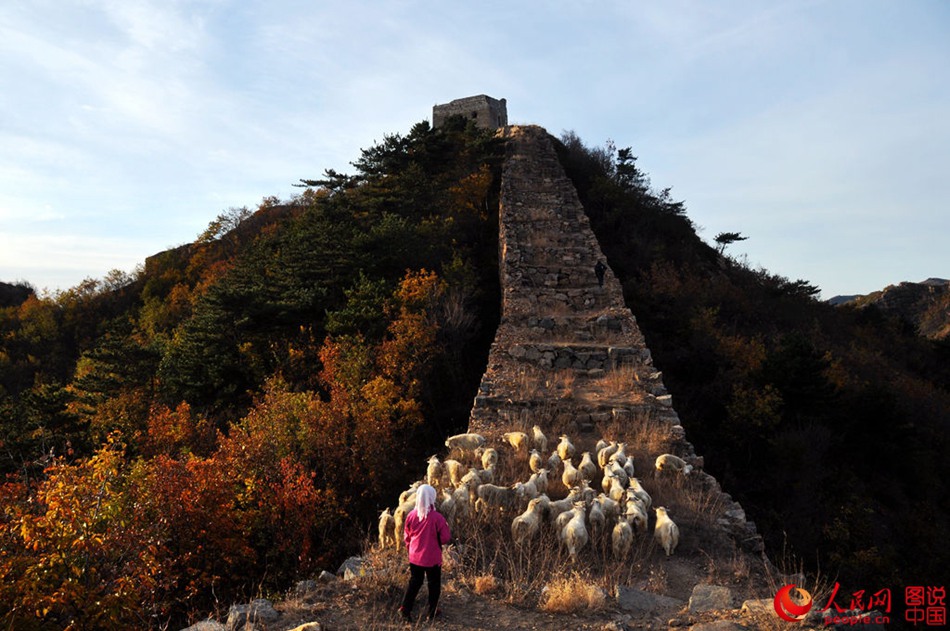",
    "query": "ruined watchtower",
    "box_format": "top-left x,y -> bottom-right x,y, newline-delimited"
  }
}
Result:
432,94 -> 508,130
